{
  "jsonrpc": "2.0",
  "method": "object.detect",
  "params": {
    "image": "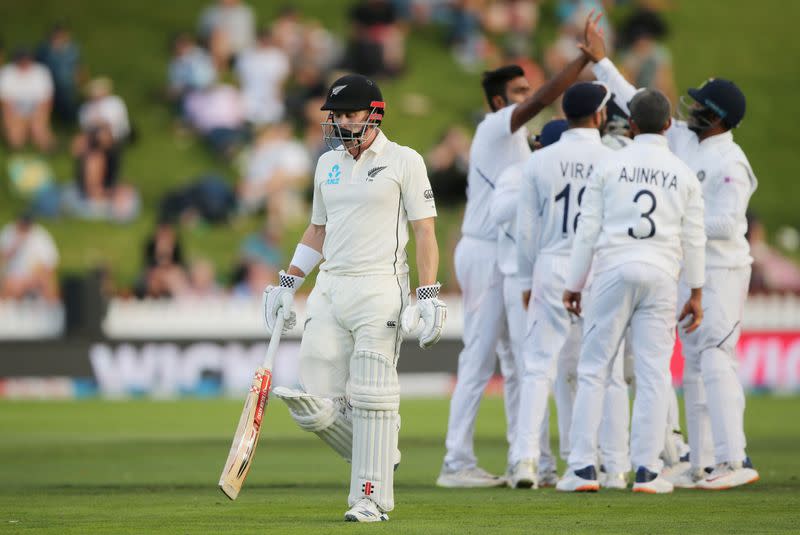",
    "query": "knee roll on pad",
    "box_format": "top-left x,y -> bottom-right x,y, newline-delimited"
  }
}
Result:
349,350 -> 400,411
273,386 -> 353,461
